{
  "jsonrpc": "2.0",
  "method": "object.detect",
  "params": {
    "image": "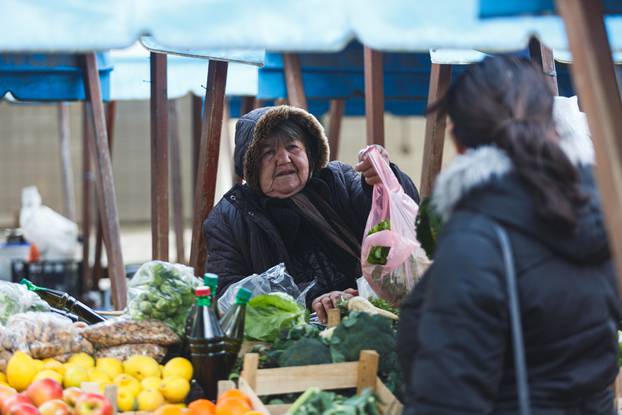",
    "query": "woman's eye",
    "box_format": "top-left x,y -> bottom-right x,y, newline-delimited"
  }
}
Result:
287,145 -> 299,151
